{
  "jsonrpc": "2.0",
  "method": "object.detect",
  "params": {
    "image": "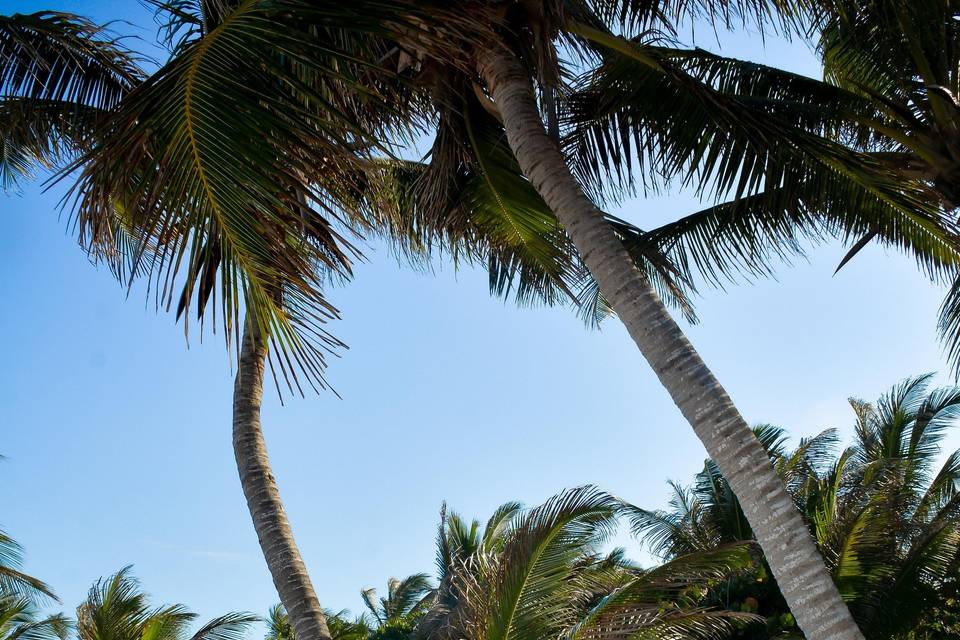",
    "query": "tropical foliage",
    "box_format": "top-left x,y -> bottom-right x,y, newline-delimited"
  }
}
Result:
267,489 -> 755,640
564,0 -> 960,365
75,569 -> 256,640
8,2 -> 960,639
630,375 -> 960,638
